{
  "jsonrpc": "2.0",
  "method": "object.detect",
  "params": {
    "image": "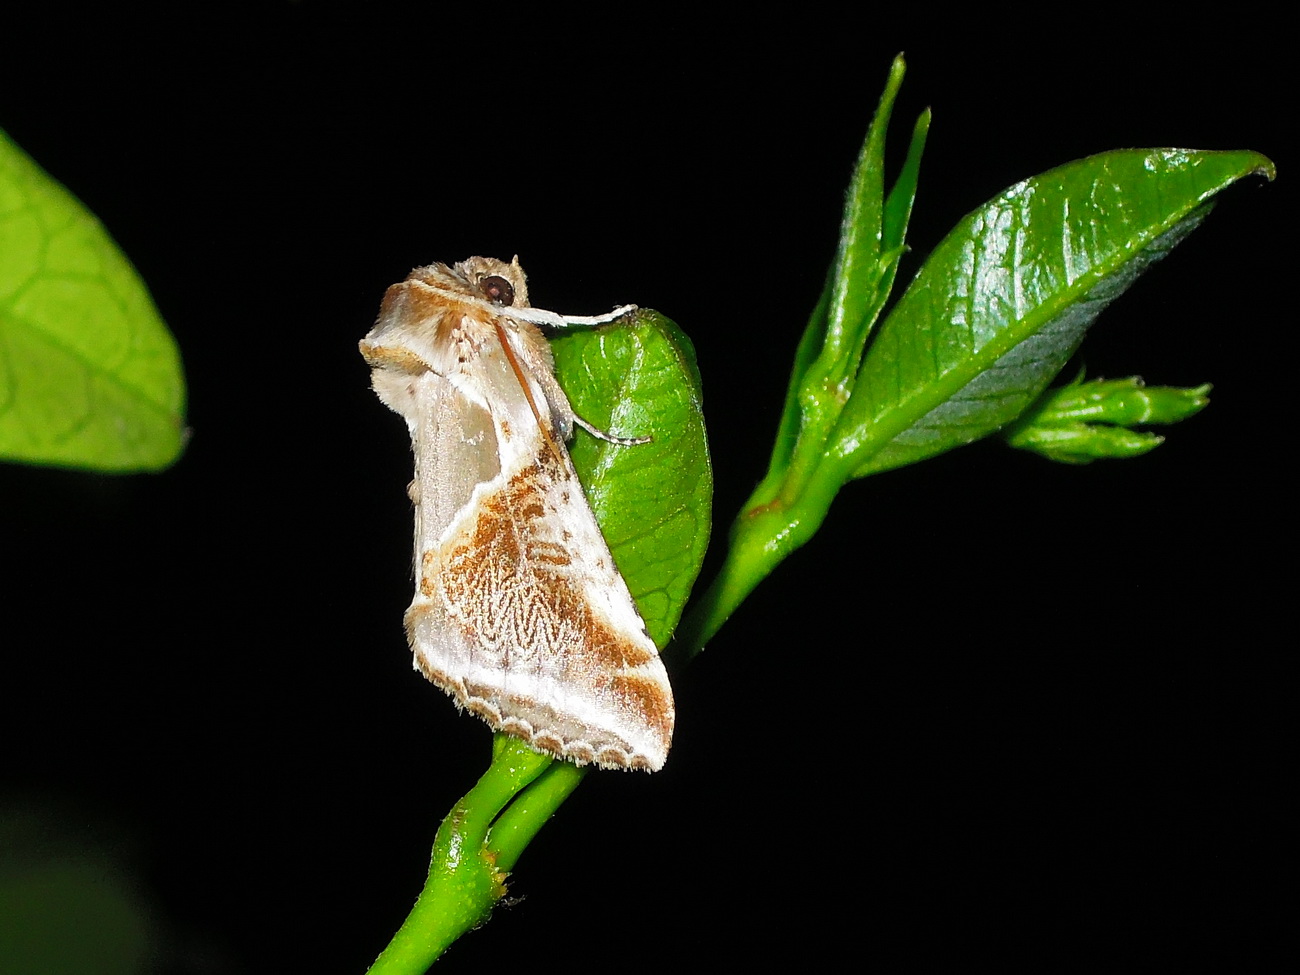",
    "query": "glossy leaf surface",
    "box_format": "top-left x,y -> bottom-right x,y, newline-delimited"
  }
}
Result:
842,149 -> 1273,477
552,309 -> 711,648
